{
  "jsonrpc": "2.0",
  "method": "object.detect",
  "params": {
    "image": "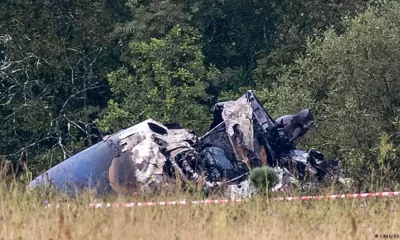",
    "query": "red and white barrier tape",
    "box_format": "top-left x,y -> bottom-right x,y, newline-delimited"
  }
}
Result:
273,191 -> 399,201
44,191 -> 400,209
